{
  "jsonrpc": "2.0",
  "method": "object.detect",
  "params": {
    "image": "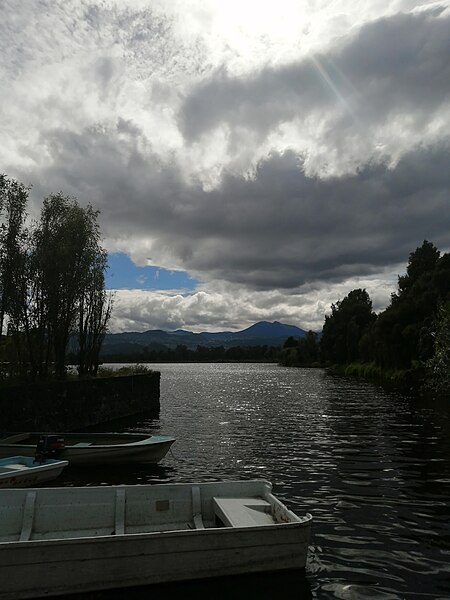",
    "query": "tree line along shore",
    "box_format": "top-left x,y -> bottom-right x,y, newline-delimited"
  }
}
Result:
2,174 -> 449,399
279,240 -> 450,398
